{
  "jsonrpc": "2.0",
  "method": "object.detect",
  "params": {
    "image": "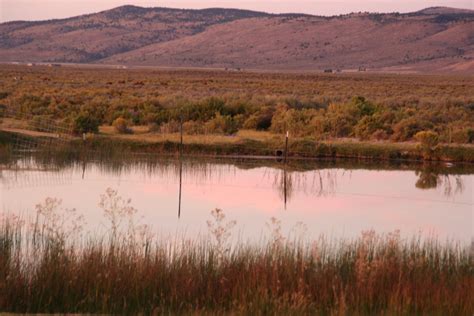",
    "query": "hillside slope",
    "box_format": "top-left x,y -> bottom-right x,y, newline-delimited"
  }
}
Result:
0,6 -> 268,62
103,13 -> 474,72
0,6 -> 473,72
